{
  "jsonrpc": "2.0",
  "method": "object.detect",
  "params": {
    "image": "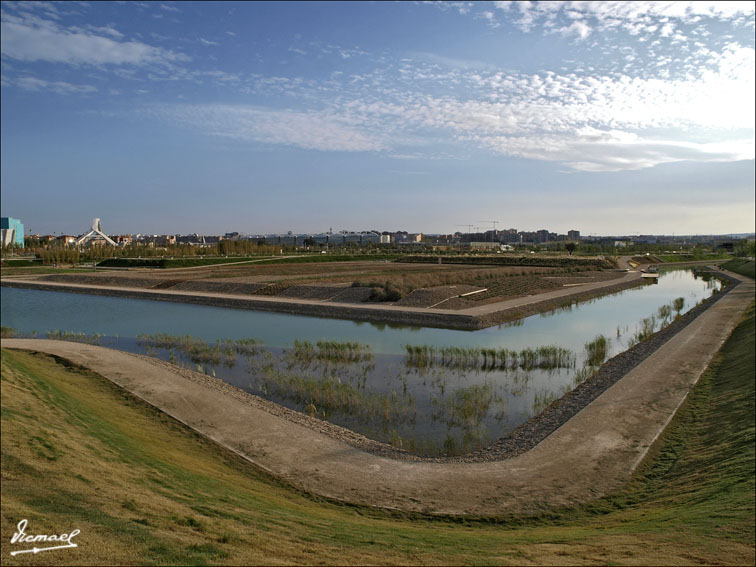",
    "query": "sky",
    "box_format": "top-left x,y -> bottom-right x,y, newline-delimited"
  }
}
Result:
1,1 -> 754,237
